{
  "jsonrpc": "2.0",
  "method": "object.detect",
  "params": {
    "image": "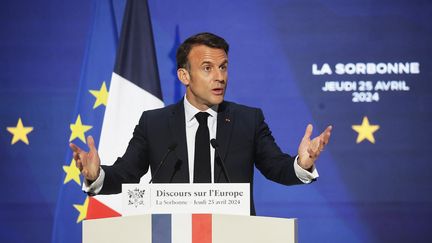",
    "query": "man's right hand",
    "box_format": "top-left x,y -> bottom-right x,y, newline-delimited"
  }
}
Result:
69,135 -> 101,182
